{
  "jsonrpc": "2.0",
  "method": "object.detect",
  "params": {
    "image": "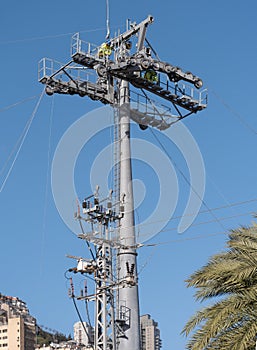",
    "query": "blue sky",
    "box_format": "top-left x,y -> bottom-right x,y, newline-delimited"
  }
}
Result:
1,1 -> 257,349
